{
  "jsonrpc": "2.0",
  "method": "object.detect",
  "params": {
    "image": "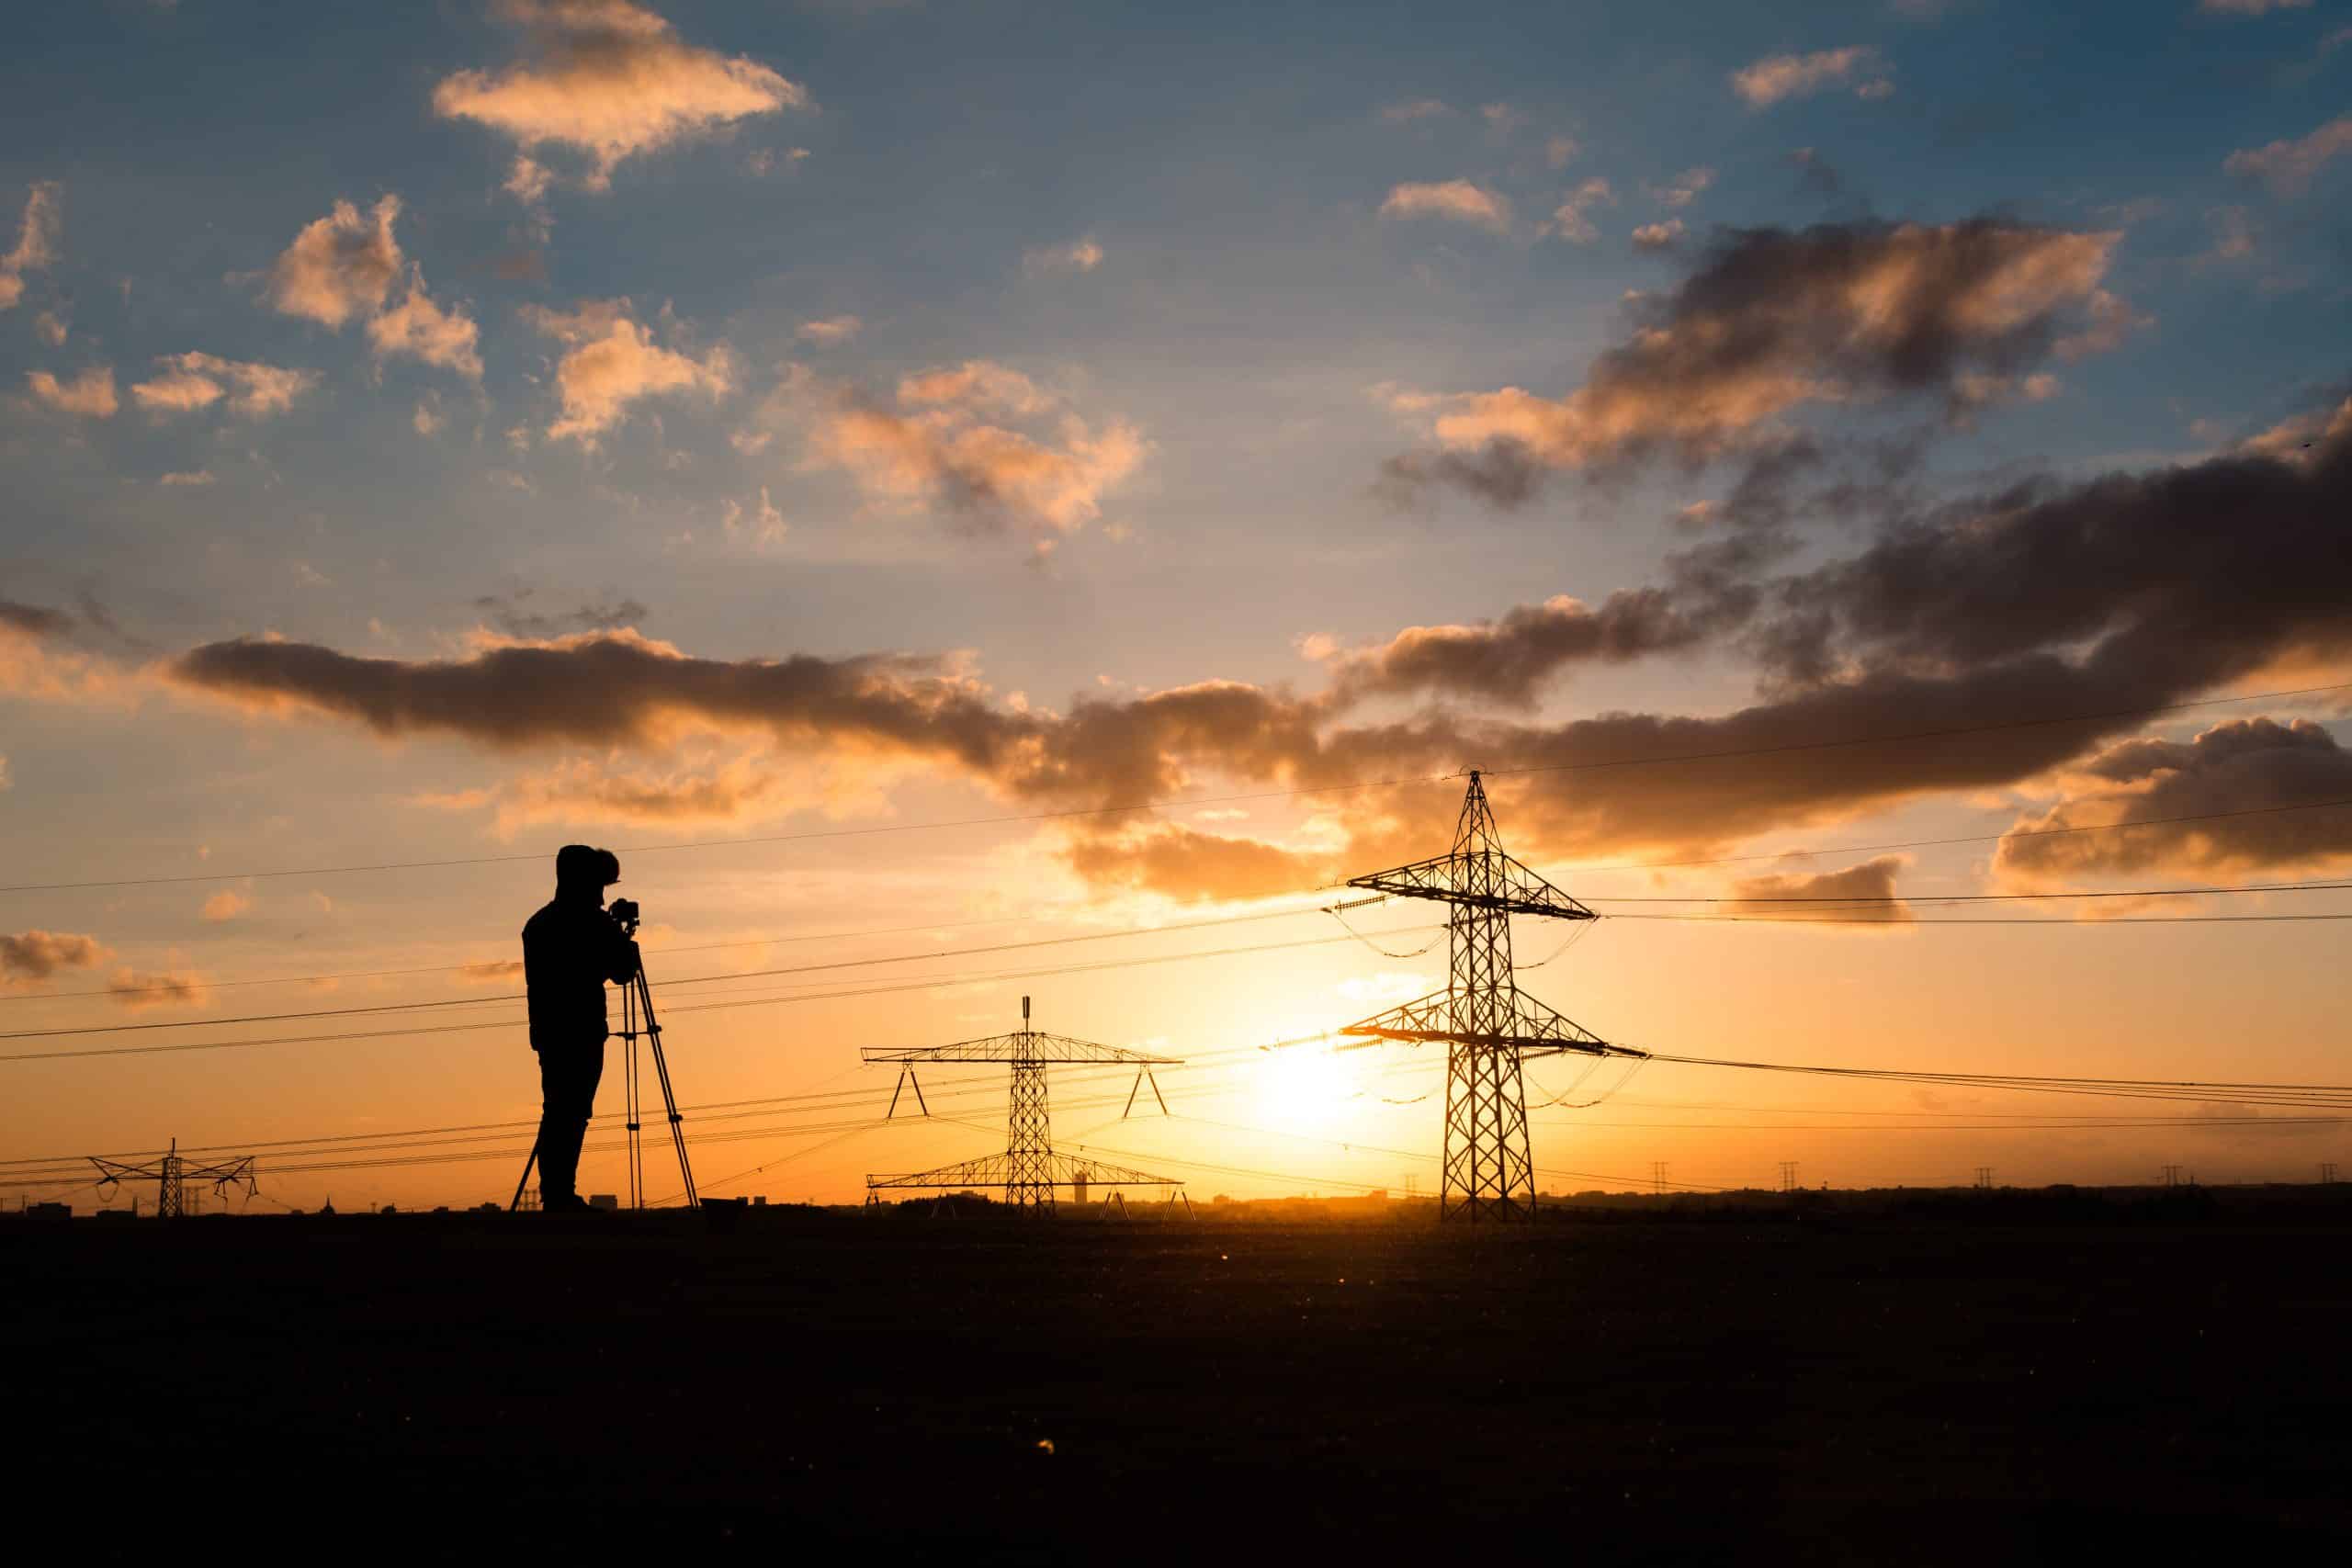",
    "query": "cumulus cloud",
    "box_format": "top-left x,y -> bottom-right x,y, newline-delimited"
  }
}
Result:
0,181 -> 61,310
26,367 -> 118,418
368,272 -> 485,378
433,0 -> 812,193
788,359 -> 1147,537
2224,115 -> 2352,197
1023,238 -> 1104,276
1731,46 -> 1893,107
1996,718 -> 2352,883
1632,220 -> 1685,251
269,196 -> 403,328
1386,217 -> 2129,495
797,315 -> 862,344
1379,180 -> 1511,232
0,930 -> 108,990
130,353 -> 318,418
1728,855 -> 1915,923
525,299 -> 732,444
1544,177 -> 1614,244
